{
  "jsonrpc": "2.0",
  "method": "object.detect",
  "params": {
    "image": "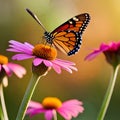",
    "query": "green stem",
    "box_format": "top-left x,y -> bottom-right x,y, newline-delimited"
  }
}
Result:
0,84 -> 9,120
16,73 -> 41,120
0,103 -> 4,120
97,64 -> 120,120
